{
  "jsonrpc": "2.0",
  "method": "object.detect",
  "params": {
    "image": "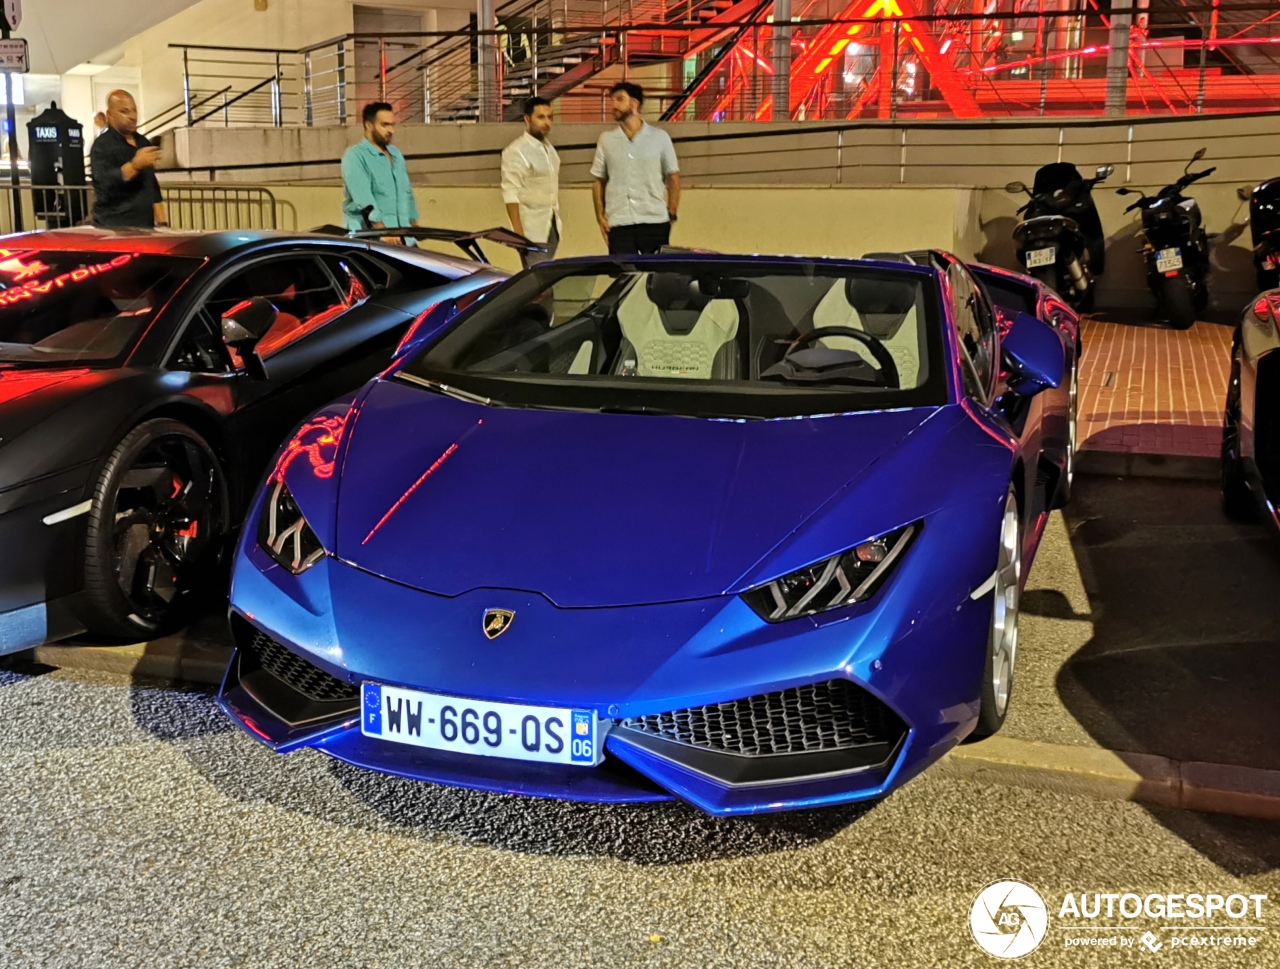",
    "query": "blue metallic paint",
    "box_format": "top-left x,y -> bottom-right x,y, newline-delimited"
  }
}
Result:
218,255 -> 1071,815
